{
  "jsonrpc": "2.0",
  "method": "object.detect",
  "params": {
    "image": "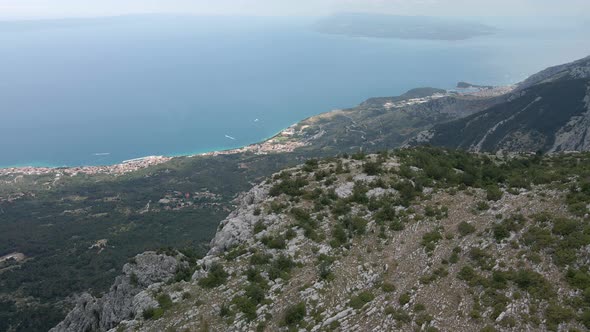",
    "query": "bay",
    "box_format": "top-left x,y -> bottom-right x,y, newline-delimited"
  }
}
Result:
0,15 -> 588,167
